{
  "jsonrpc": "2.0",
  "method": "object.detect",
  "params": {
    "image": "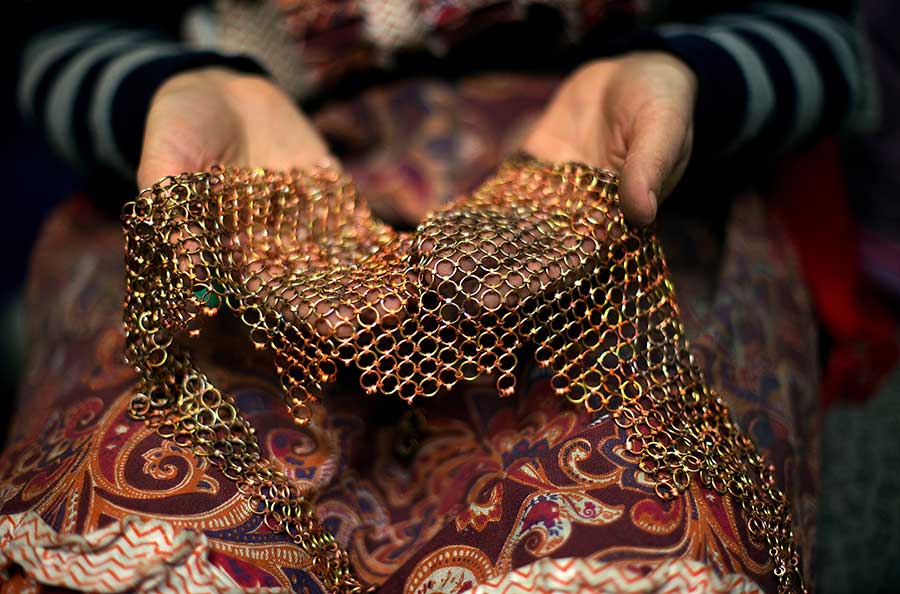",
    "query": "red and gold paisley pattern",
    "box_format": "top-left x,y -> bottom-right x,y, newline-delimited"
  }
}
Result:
0,74 -> 818,593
